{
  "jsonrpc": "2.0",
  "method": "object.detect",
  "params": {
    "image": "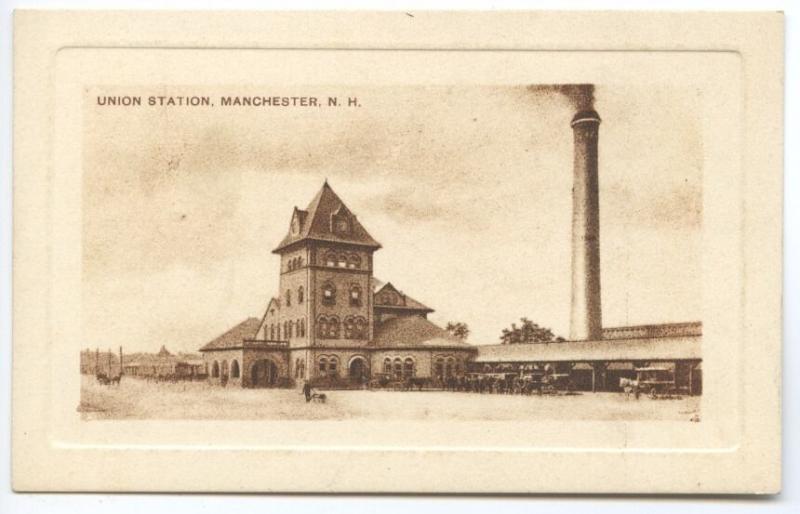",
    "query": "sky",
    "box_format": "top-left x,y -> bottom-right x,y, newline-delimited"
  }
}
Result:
82,84 -> 702,353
